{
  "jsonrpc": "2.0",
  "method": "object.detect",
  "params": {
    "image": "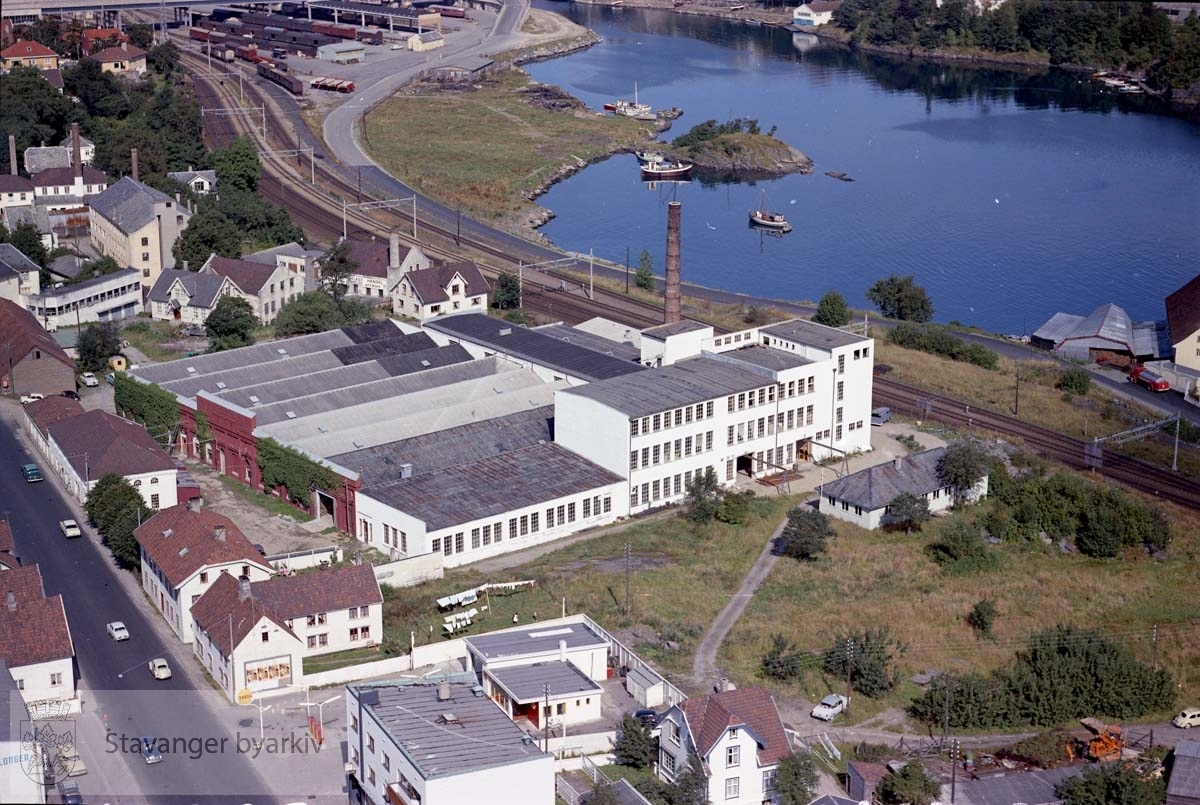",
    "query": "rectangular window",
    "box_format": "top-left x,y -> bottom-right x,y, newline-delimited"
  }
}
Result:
630,450 -> 639,470
836,424 -> 843,441
50,672 -> 63,687
652,445 -> 661,465
482,524 -> 491,545
838,354 -> 845,374
727,425 -> 735,445
673,439 -> 682,460
808,377 -> 816,393
675,409 -> 684,426
509,518 -> 518,539
200,572 -> 209,584
583,498 -> 591,518
737,393 -> 746,410
431,538 -> 441,554
455,533 -> 464,552
807,405 -> 815,425
727,395 -> 735,413
368,735 -> 375,753
706,432 -> 713,451
662,750 -> 676,775
471,528 -> 481,549
642,447 -> 650,466
652,479 -> 661,500
520,516 -> 529,536
641,417 -> 650,434
530,512 -> 539,532
603,497 -> 612,514
567,502 -> 576,522
556,504 -> 565,523
350,628 -> 361,641
383,754 -> 390,771
763,769 -> 778,793
631,420 -> 640,436
673,475 -> 682,496
706,401 -> 714,418
653,413 -> 661,431
758,388 -> 766,405
141,236 -> 149,246
727,745 -> 740,767
546,507 -> 555,527
725,777 -> 740,799
837,380 -> 844,401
